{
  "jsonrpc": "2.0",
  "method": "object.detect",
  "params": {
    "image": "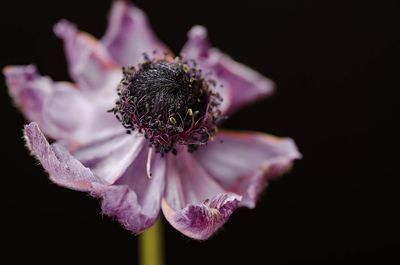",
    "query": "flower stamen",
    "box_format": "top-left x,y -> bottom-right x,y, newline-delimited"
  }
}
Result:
111,55 -> 223,154
146,147 -> 153,178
